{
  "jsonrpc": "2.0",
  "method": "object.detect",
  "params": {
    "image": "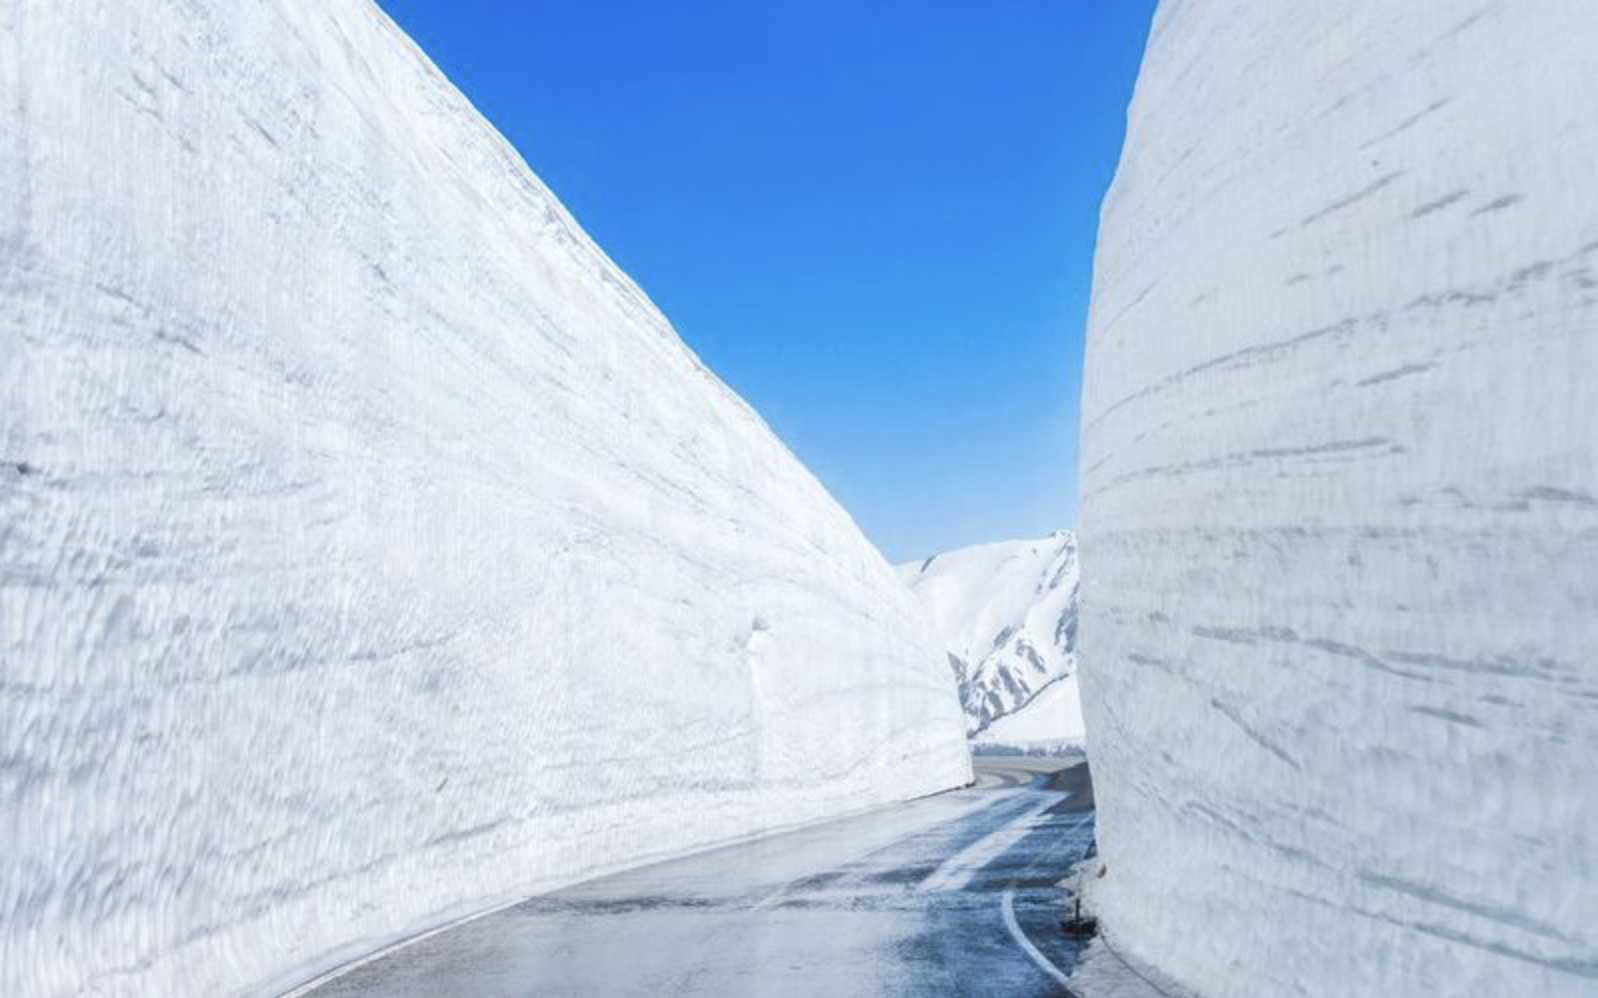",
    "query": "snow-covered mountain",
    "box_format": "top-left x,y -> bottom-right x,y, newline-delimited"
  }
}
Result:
1080,3 -> 1597,997
0,3 -> 970,996
897,533 -> 1081,745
